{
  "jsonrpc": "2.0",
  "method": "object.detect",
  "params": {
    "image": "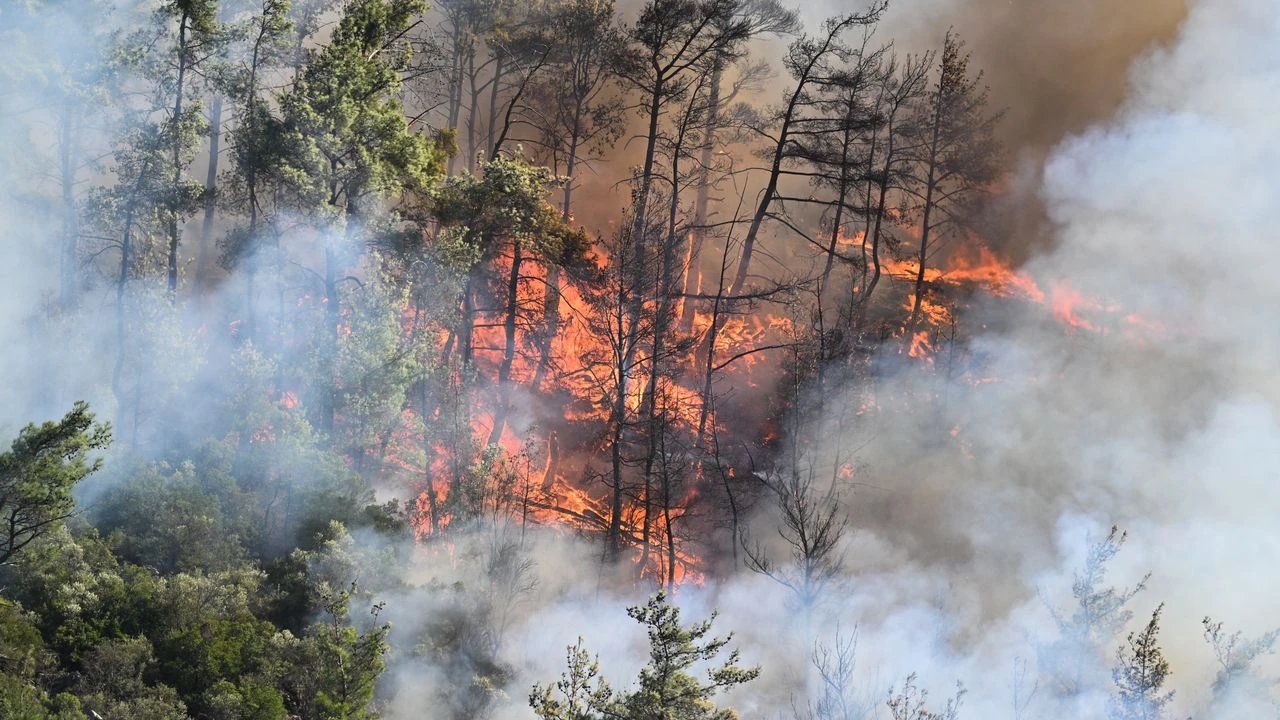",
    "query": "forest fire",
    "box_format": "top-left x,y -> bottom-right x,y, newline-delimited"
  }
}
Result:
15,0 -> 1280,714
882,242 -> 1156,355
374,203 -> 1173,589
391,228 -> 1150,585
9,0 -> 1274,715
